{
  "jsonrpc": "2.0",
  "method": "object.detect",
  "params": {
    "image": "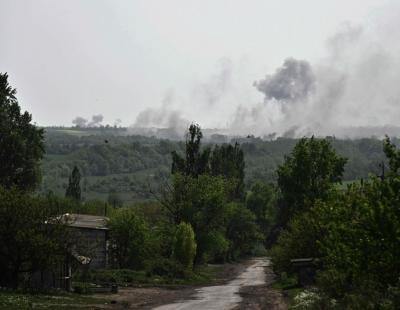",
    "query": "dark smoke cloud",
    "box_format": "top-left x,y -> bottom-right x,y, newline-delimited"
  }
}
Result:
254,58 -> 316,102
230,7 -> 400,139
88,114 -> 104,127
72,114 -> 104,127
72,116 -> 88,127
